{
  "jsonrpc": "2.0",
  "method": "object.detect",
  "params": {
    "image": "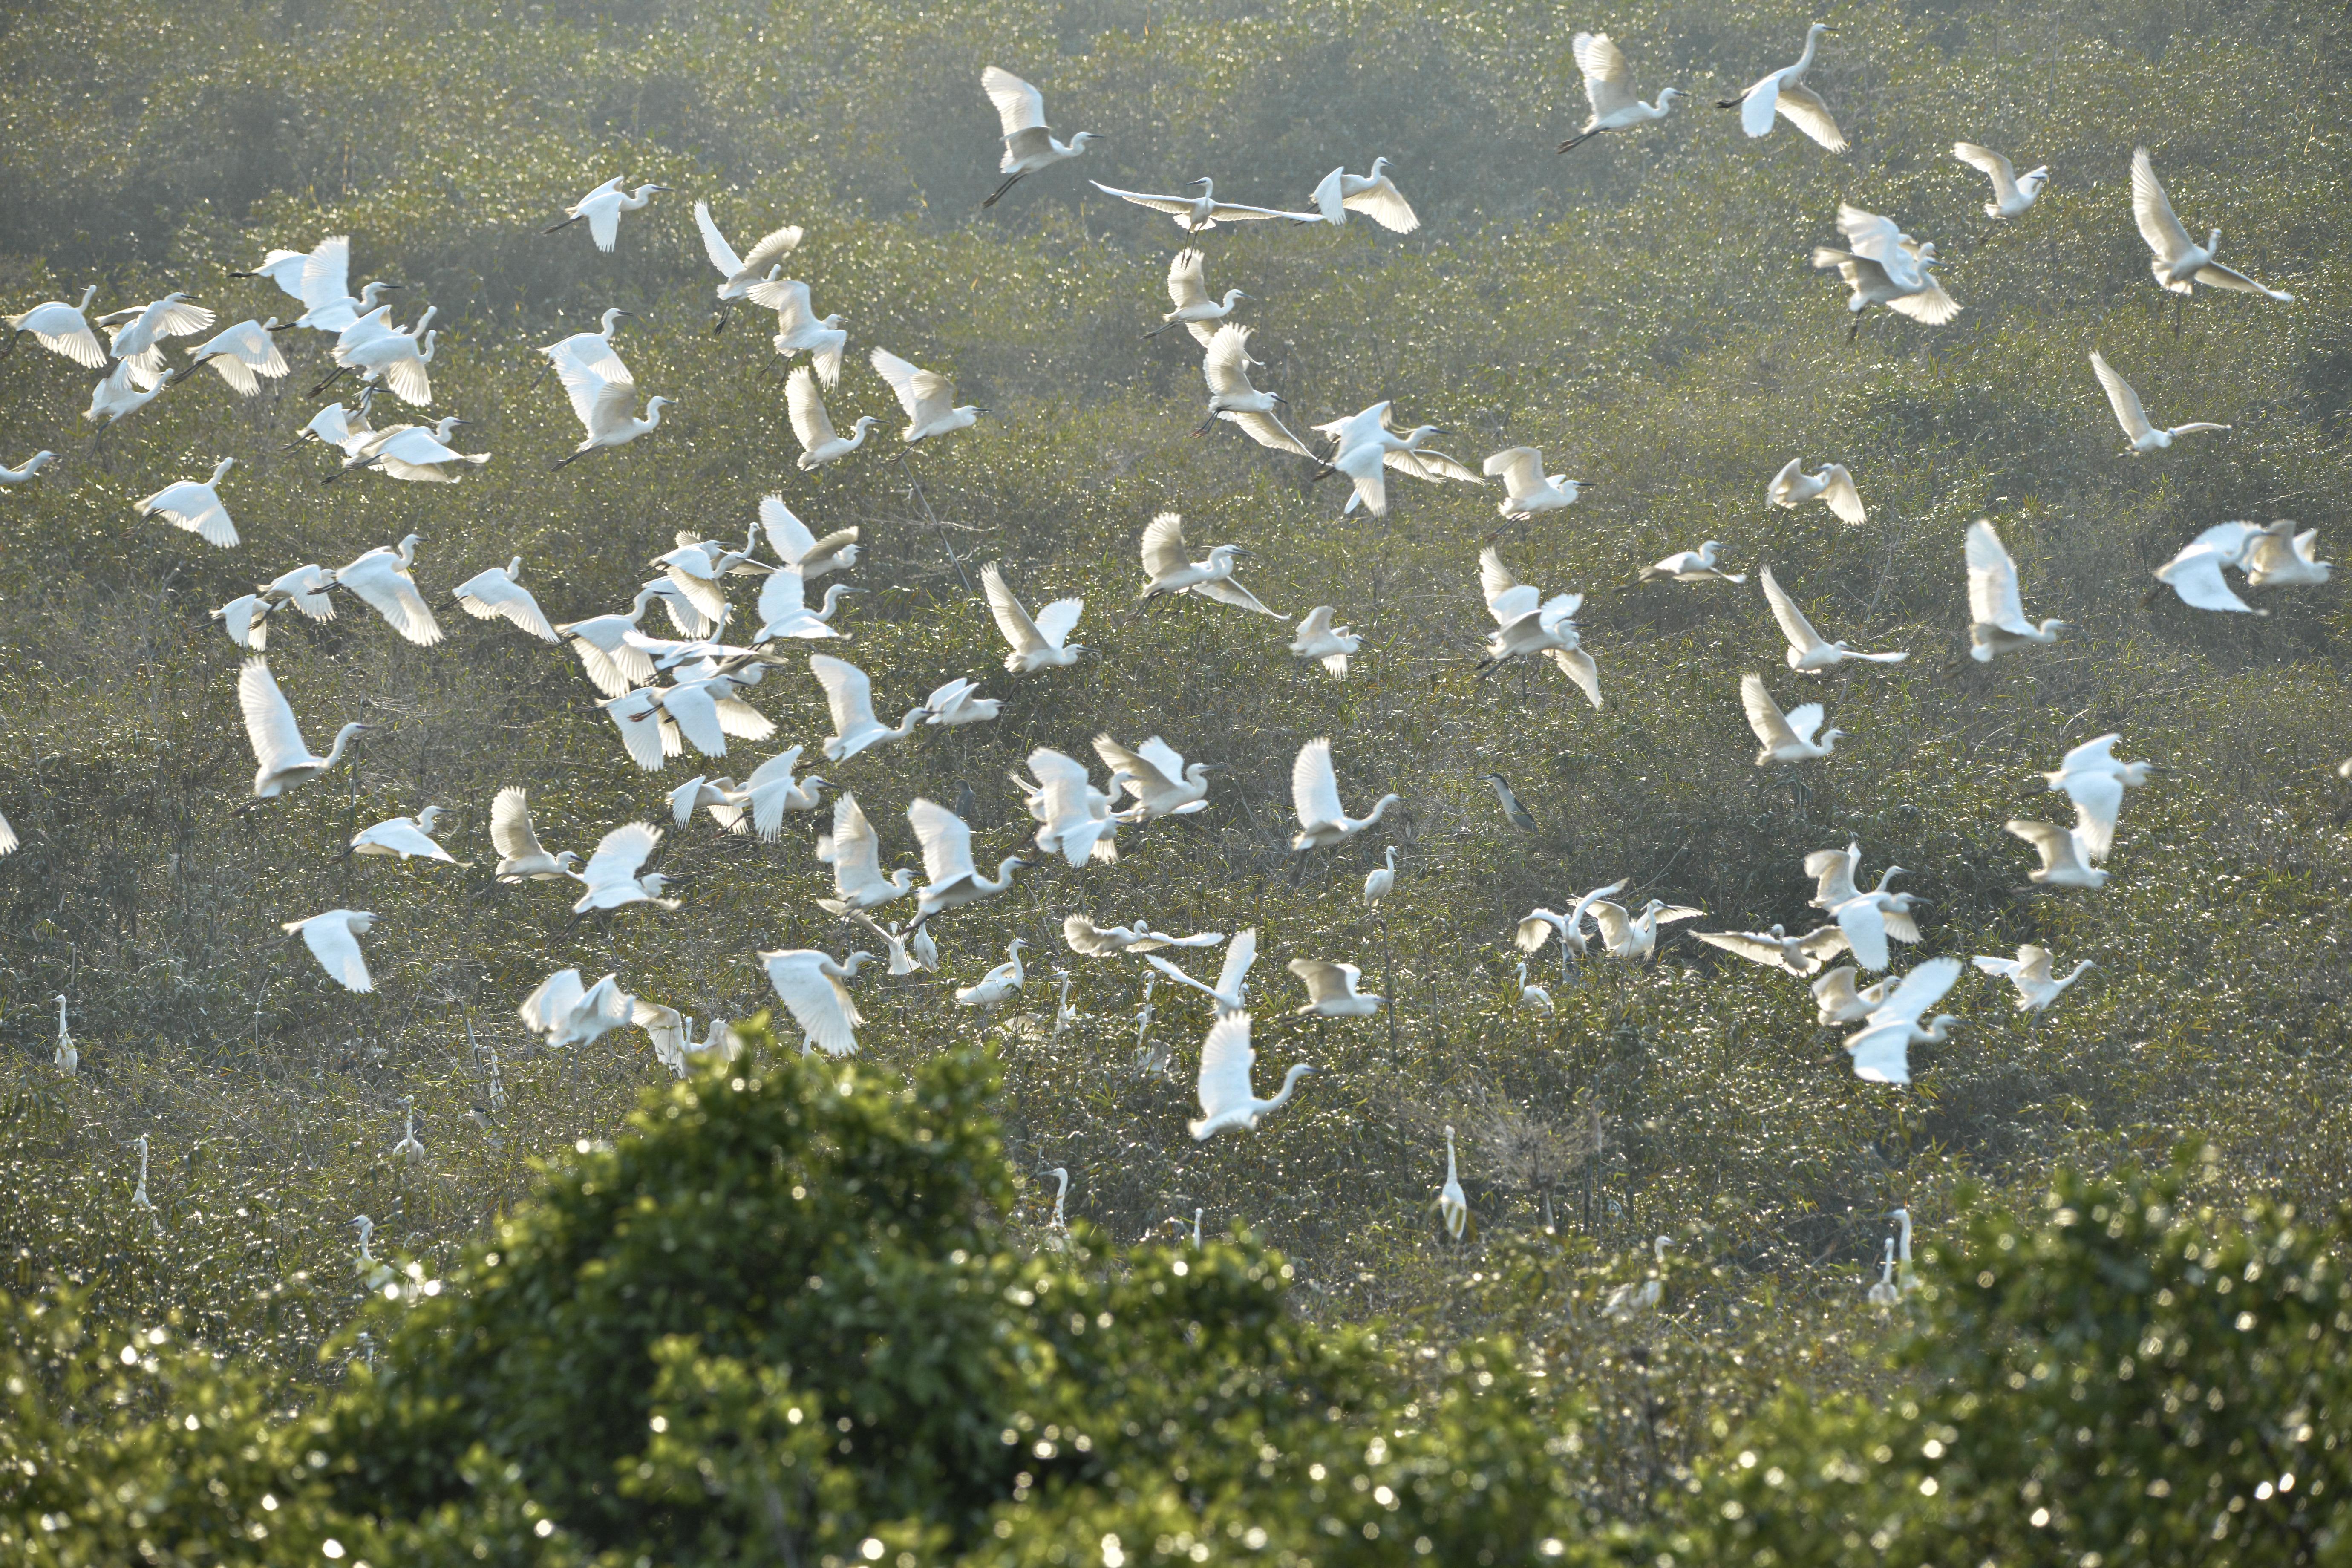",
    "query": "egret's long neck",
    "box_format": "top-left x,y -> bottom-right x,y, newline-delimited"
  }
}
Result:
320,723 -> 365,769
639,400 -> 664,432
1008,947 -> 1025,983
986,856 -> 1026,892
1358,793 -> 1402,830
1264,1063 -> 1311,1110
1794,26 -> 1822,72
1444,1129 -> 1458,1182
1895,1211 -> 1912,1261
